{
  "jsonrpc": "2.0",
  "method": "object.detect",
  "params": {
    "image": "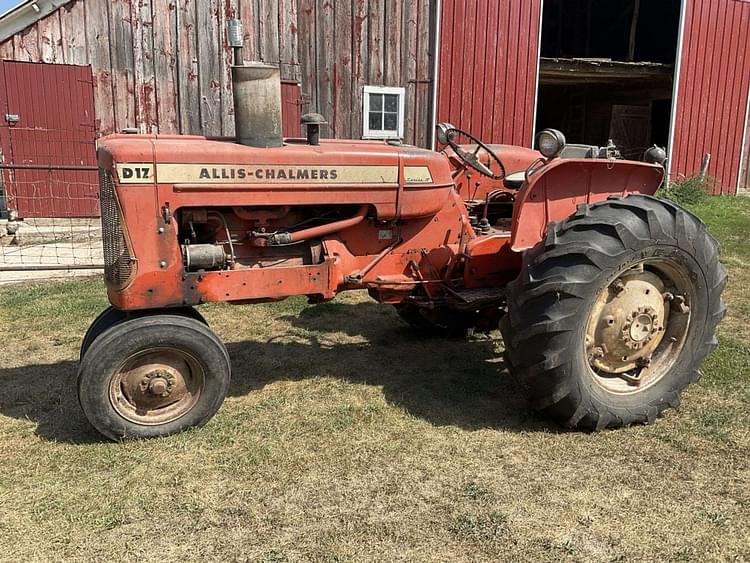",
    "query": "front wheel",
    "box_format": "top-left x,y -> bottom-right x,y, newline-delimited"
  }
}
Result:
77,315 -> 231,440
501,195 -> 727,430
80,306 -> 209,360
